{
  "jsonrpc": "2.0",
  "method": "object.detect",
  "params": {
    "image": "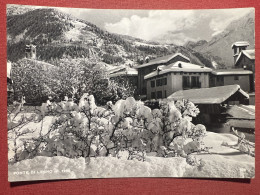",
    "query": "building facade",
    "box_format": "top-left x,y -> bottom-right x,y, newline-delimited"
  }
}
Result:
209,69 -> 253,92
144,61 -> 212,99
135,53 -> 191,97
134,43 -> 254,101
231,41 -> 255,92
